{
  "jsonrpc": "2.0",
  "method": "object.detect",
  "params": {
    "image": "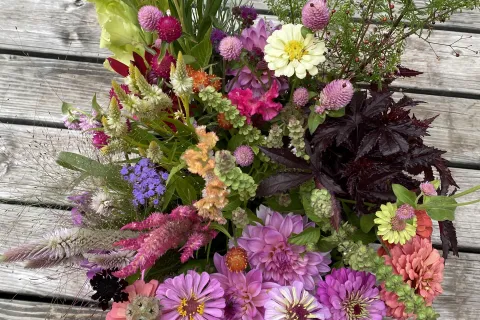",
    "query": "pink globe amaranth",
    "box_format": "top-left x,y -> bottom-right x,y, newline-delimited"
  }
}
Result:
293,87 -> 310,107
138,5 -> 163,32
318,79 -> 354,111
219,36 -> 243,61
156,16 -> 182,43
234,145 -> 254,167
302,0 -> 330,31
